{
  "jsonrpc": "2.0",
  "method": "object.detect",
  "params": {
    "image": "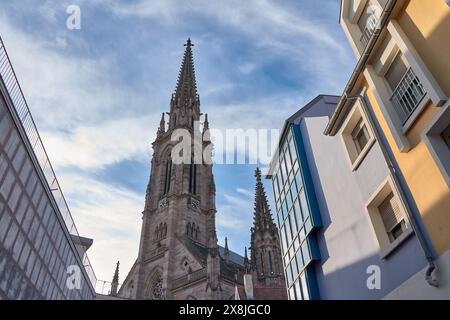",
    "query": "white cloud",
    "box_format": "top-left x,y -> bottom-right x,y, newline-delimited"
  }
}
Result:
236,187 -> 253,197
57,171 -> 143,283
40,115 -> 156,169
